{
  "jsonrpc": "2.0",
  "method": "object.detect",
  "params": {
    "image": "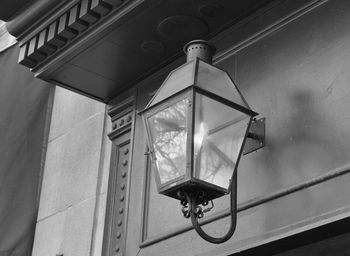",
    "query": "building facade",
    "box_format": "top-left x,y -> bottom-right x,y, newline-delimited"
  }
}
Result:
1,0 -> 350,255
